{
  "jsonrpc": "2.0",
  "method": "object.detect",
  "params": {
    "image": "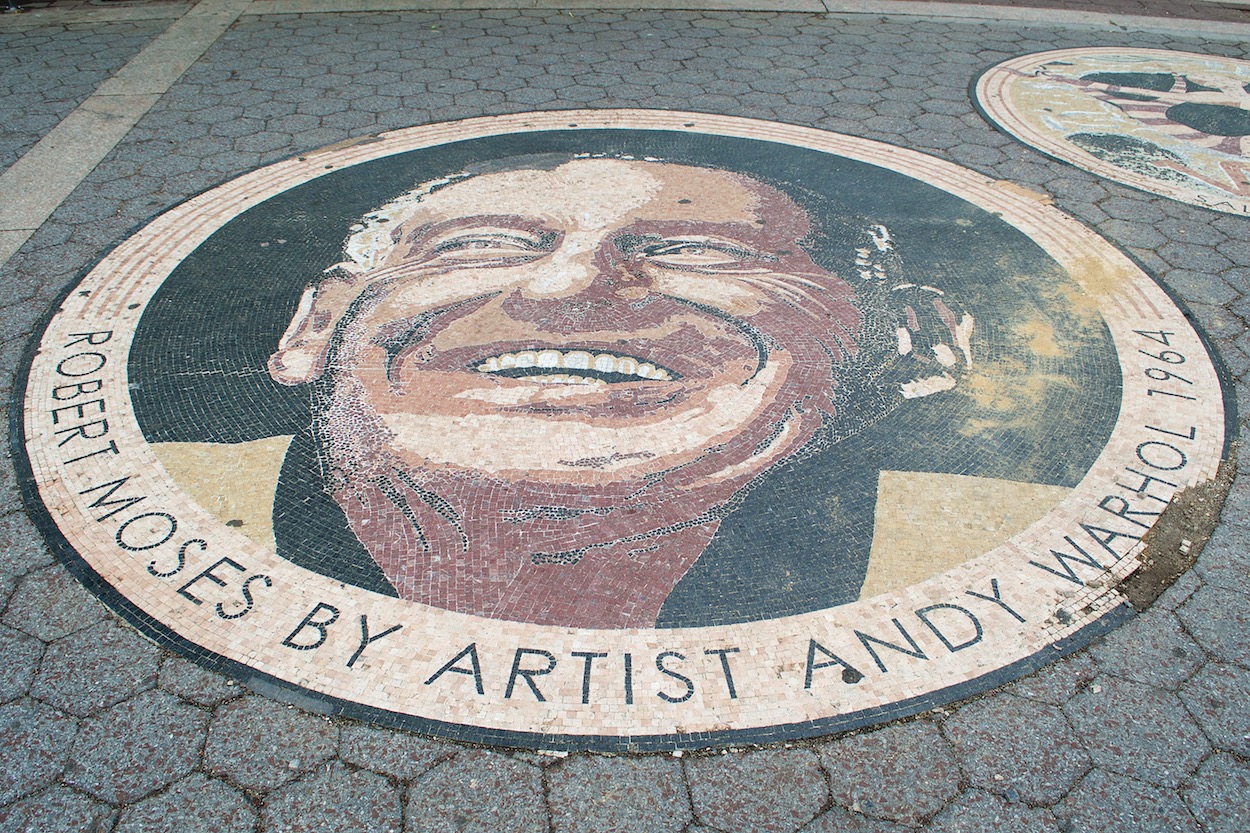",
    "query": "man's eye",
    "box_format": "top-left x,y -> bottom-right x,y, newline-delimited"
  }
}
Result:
640,240 -> 771,270
429,233 -> 550,259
